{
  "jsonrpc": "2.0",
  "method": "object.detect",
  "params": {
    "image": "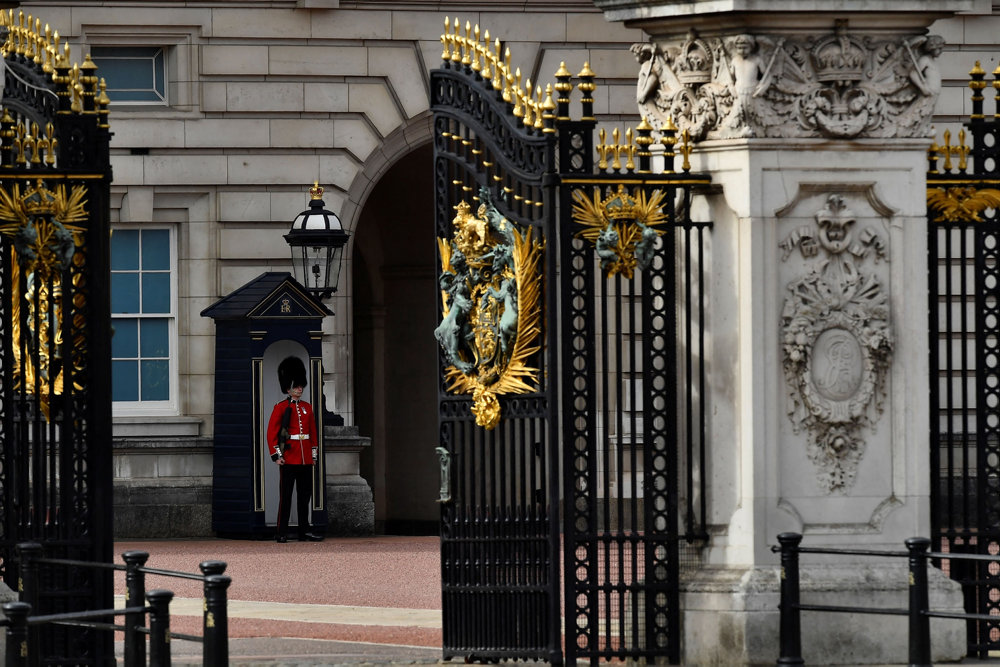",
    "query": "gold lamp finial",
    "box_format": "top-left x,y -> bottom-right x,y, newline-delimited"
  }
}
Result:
310,182 -> 324,200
